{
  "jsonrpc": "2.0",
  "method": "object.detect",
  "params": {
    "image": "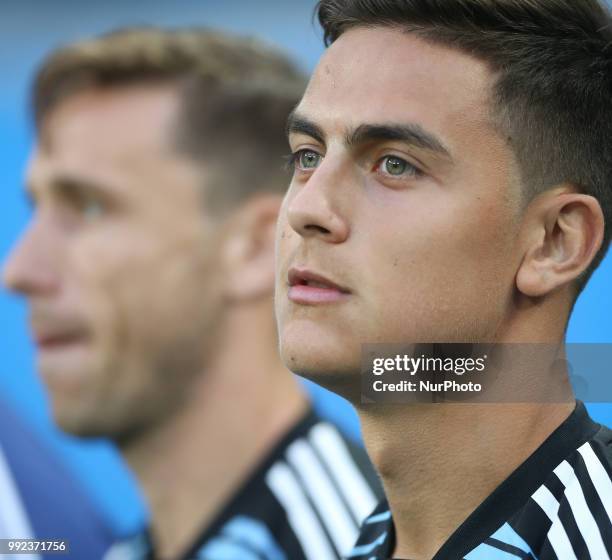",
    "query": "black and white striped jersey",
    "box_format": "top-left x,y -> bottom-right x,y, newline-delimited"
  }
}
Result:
348,401 -> 611,560
105,409 -> 382,560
